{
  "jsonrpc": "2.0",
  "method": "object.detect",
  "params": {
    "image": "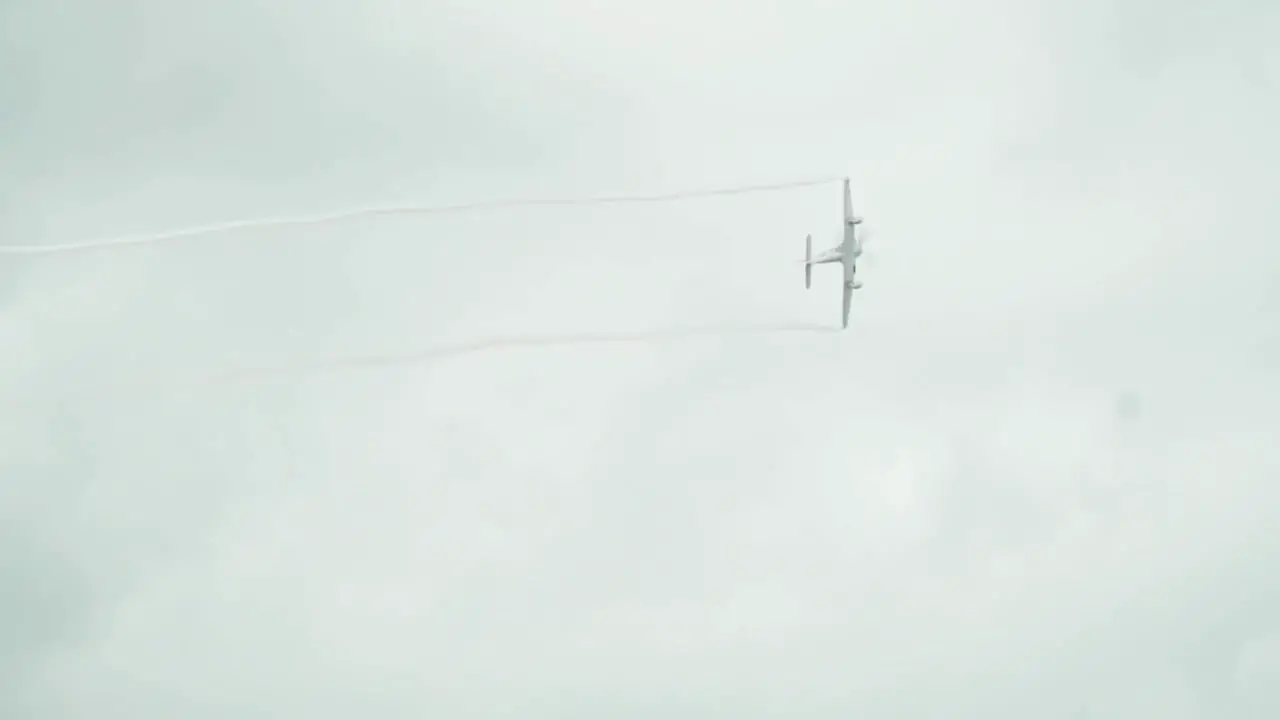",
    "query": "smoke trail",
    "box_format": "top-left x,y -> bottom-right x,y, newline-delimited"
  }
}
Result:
204,323 -> 836,386
0,176 -> 841,257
